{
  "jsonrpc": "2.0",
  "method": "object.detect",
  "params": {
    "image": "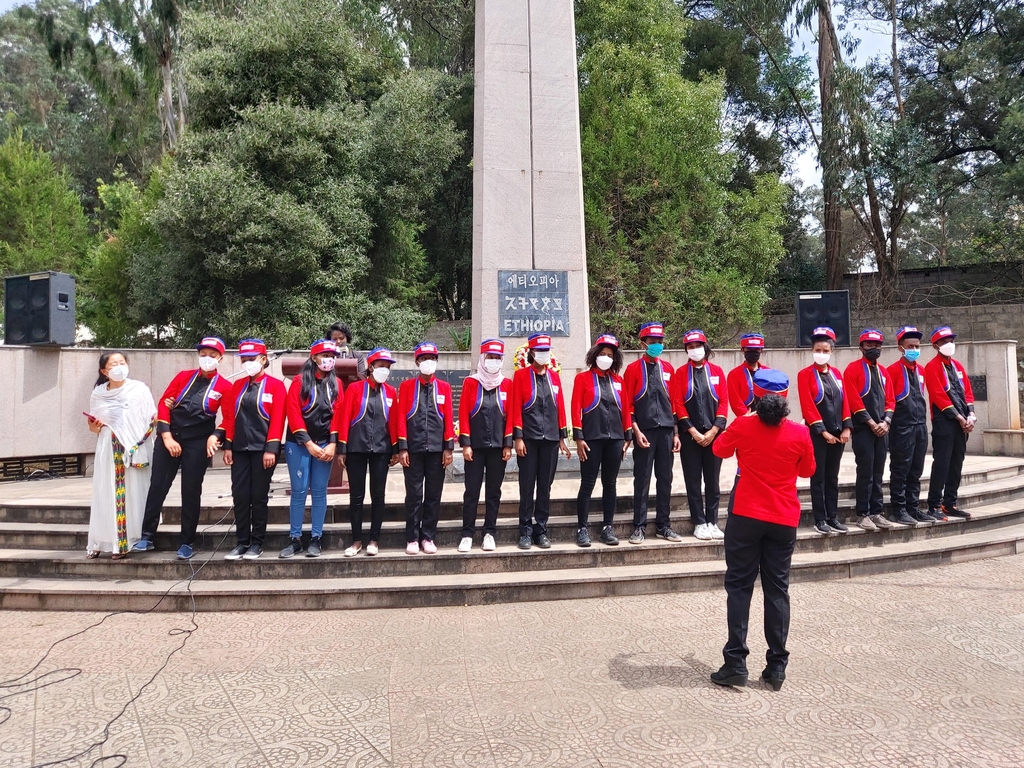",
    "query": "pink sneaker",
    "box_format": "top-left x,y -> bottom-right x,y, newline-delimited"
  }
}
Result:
421,539 -> 437,554
405,541 -> 419,555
